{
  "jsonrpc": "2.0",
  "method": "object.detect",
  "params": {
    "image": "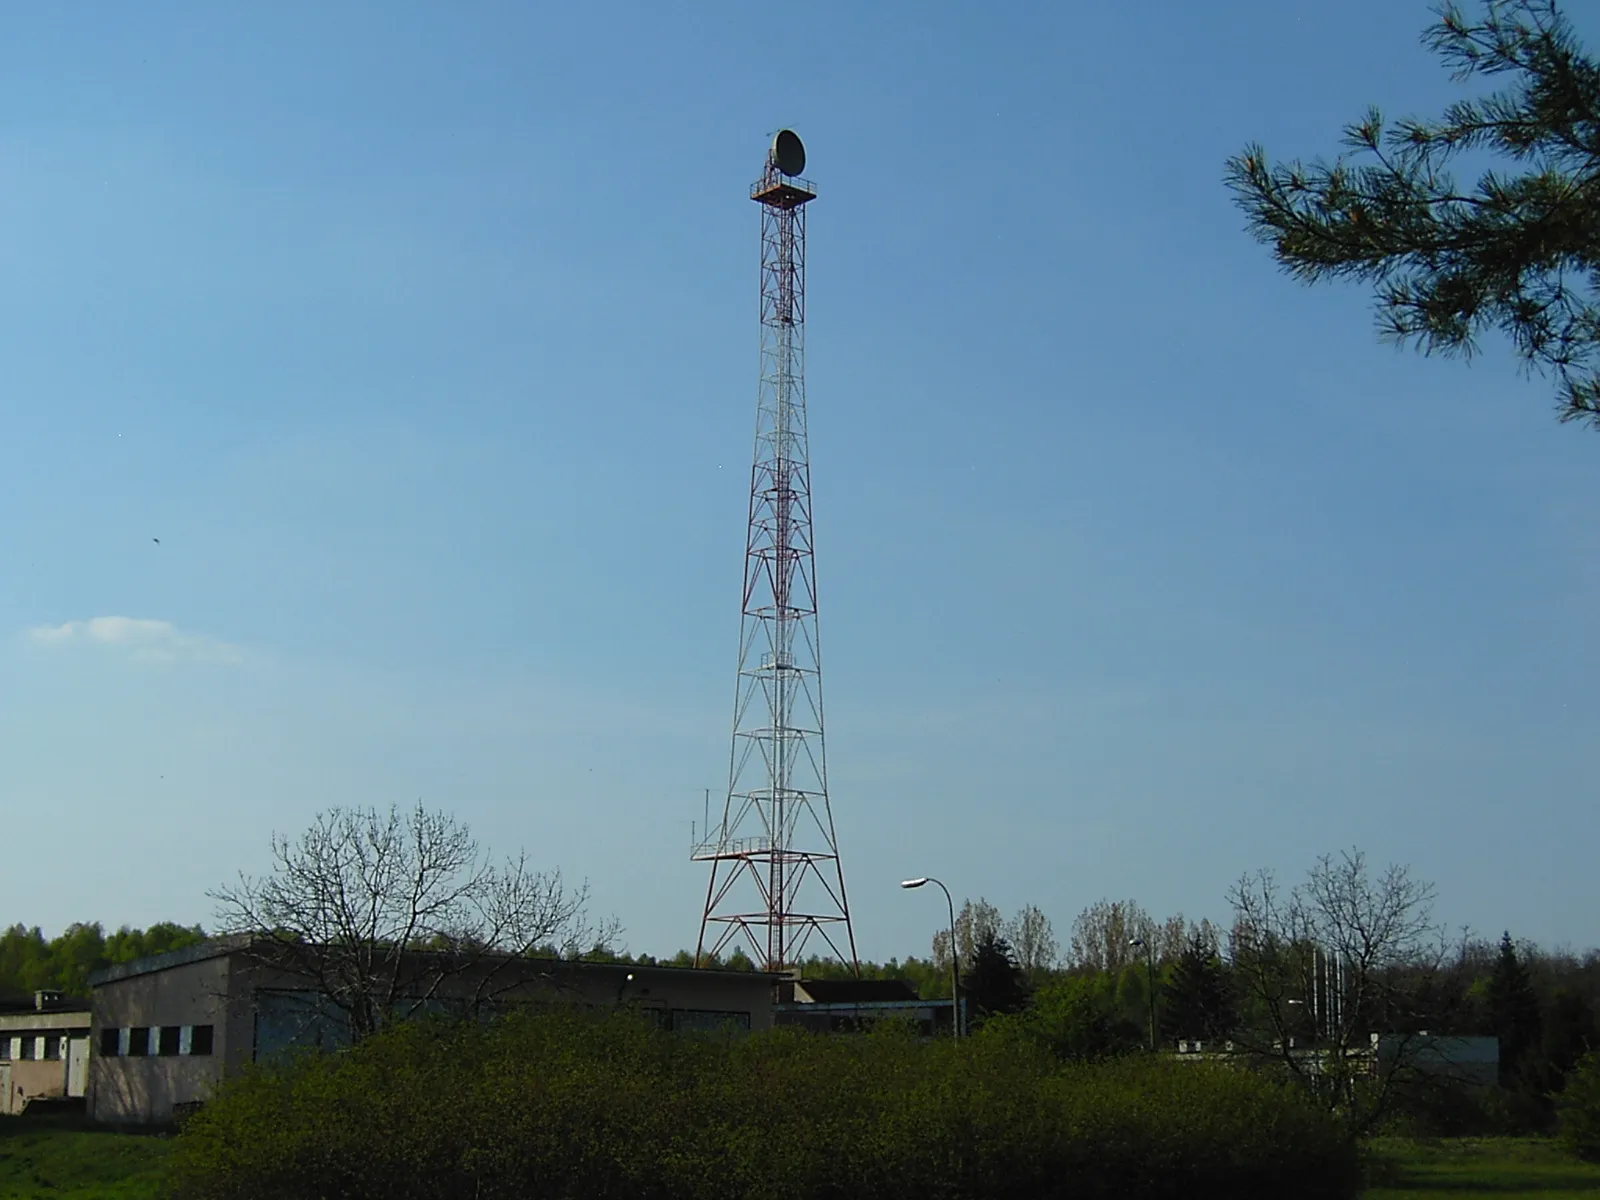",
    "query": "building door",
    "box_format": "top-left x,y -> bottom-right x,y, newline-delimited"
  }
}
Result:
67,1037 -> 89,1097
